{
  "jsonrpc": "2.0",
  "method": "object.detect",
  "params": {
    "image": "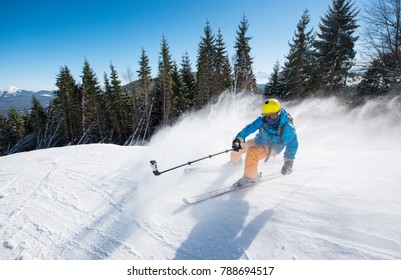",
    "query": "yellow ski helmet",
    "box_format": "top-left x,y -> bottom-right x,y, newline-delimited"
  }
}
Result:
262,99 -> 281,115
